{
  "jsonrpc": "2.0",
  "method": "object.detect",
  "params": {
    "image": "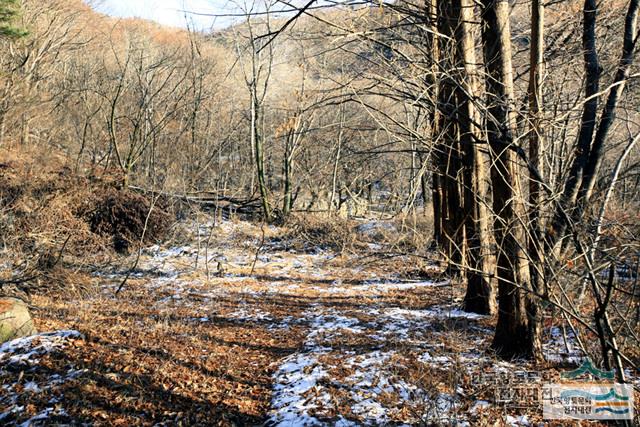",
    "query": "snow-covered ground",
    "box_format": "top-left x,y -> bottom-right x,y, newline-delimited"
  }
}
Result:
267,301 -> 476,426
9,219 -> 638,425
99,221 -> 640,424
0,331 -> 85,424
